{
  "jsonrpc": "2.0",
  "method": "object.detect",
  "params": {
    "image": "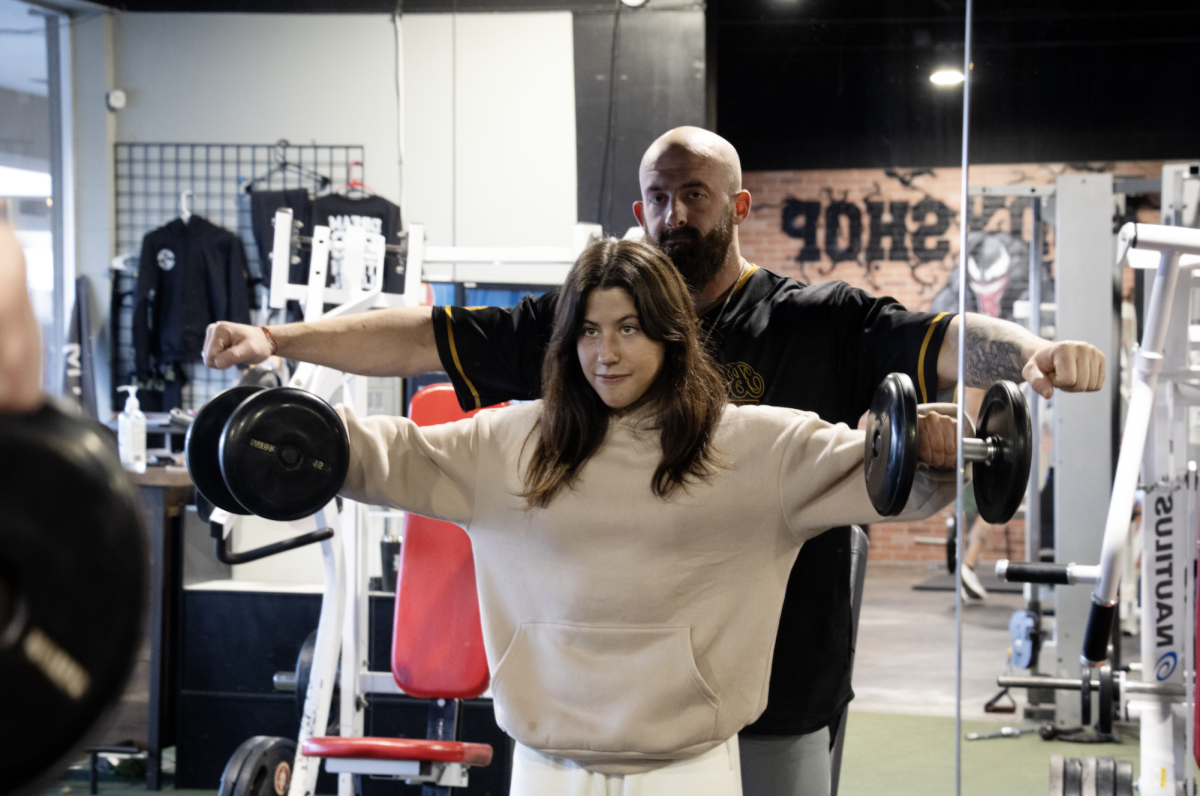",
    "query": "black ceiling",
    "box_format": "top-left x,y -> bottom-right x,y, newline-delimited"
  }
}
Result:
714,0 -> 1200,169
84,0 -> 1200,170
